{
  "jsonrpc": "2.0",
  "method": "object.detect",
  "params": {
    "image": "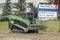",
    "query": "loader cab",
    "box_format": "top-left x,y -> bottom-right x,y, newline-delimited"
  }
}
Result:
26,12 -> 34,20
26,13 -> 35,24
19,12 -> 35,24
19,12 -> 34,19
